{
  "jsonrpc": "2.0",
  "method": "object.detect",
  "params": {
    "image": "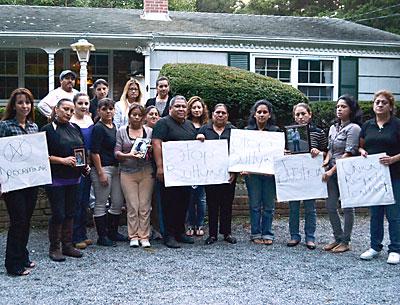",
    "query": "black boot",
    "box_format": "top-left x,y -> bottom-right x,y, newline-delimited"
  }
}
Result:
61,219 -> 83,258
107,213 -> 128,242
94,215 -> 115,247
48,222 -> 66,262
